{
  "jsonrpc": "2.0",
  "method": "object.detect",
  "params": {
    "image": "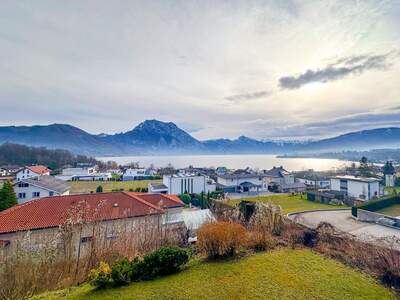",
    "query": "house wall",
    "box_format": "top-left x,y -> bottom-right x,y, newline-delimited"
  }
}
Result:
0,213 -> 186,261
14,183 -> 69,204
330,178 -> 379,200
163,175 -> 215,194
217,176 -> 267,191
296,178 -> 330,189
62,167 -> 95,176
385,174 -> 395,187
123,168 -> 149,181
16,169 -> 42,181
